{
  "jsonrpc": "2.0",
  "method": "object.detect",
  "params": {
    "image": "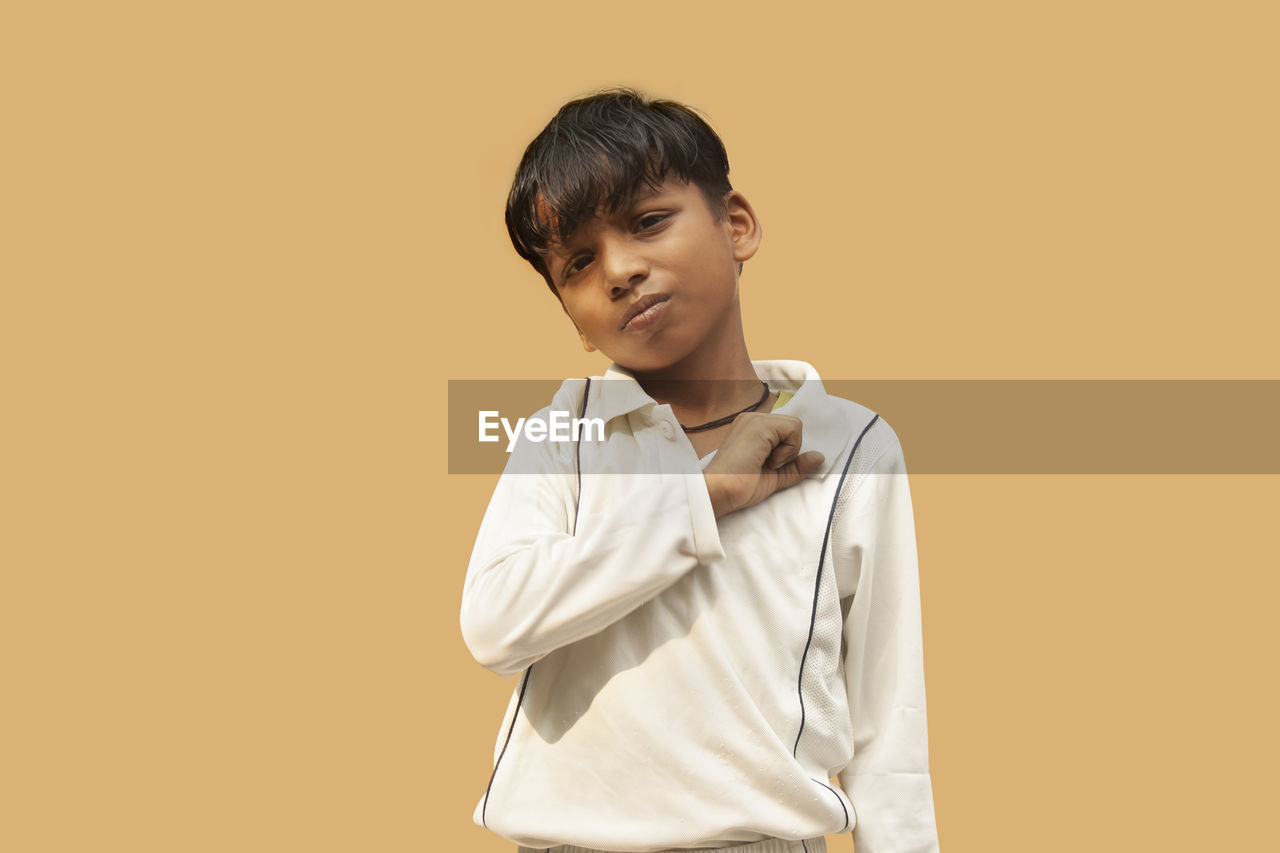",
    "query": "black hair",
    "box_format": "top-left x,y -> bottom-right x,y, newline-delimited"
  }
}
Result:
505,87 -> 733,296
